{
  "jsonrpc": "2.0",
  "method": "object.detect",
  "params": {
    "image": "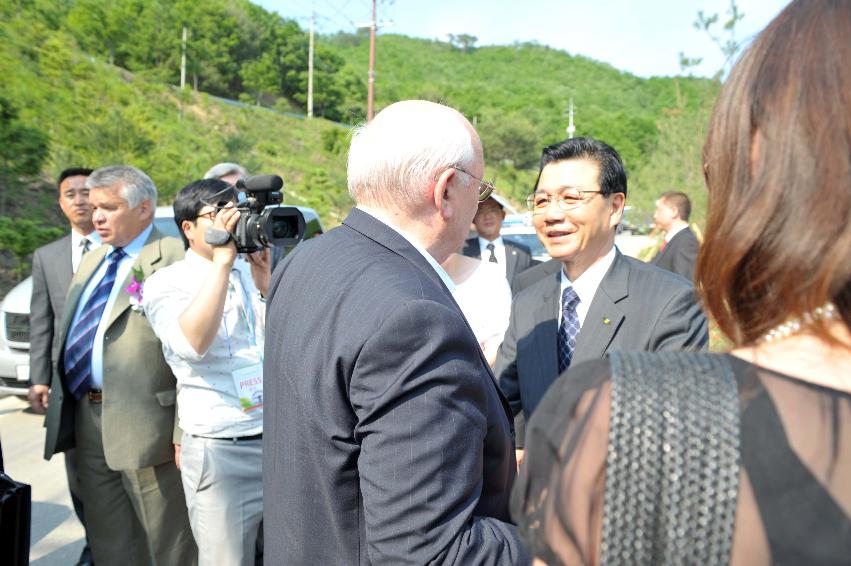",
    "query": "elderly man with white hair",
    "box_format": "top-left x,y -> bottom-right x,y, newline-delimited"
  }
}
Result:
263,100 -> 530,564
42,165 -> 196,565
